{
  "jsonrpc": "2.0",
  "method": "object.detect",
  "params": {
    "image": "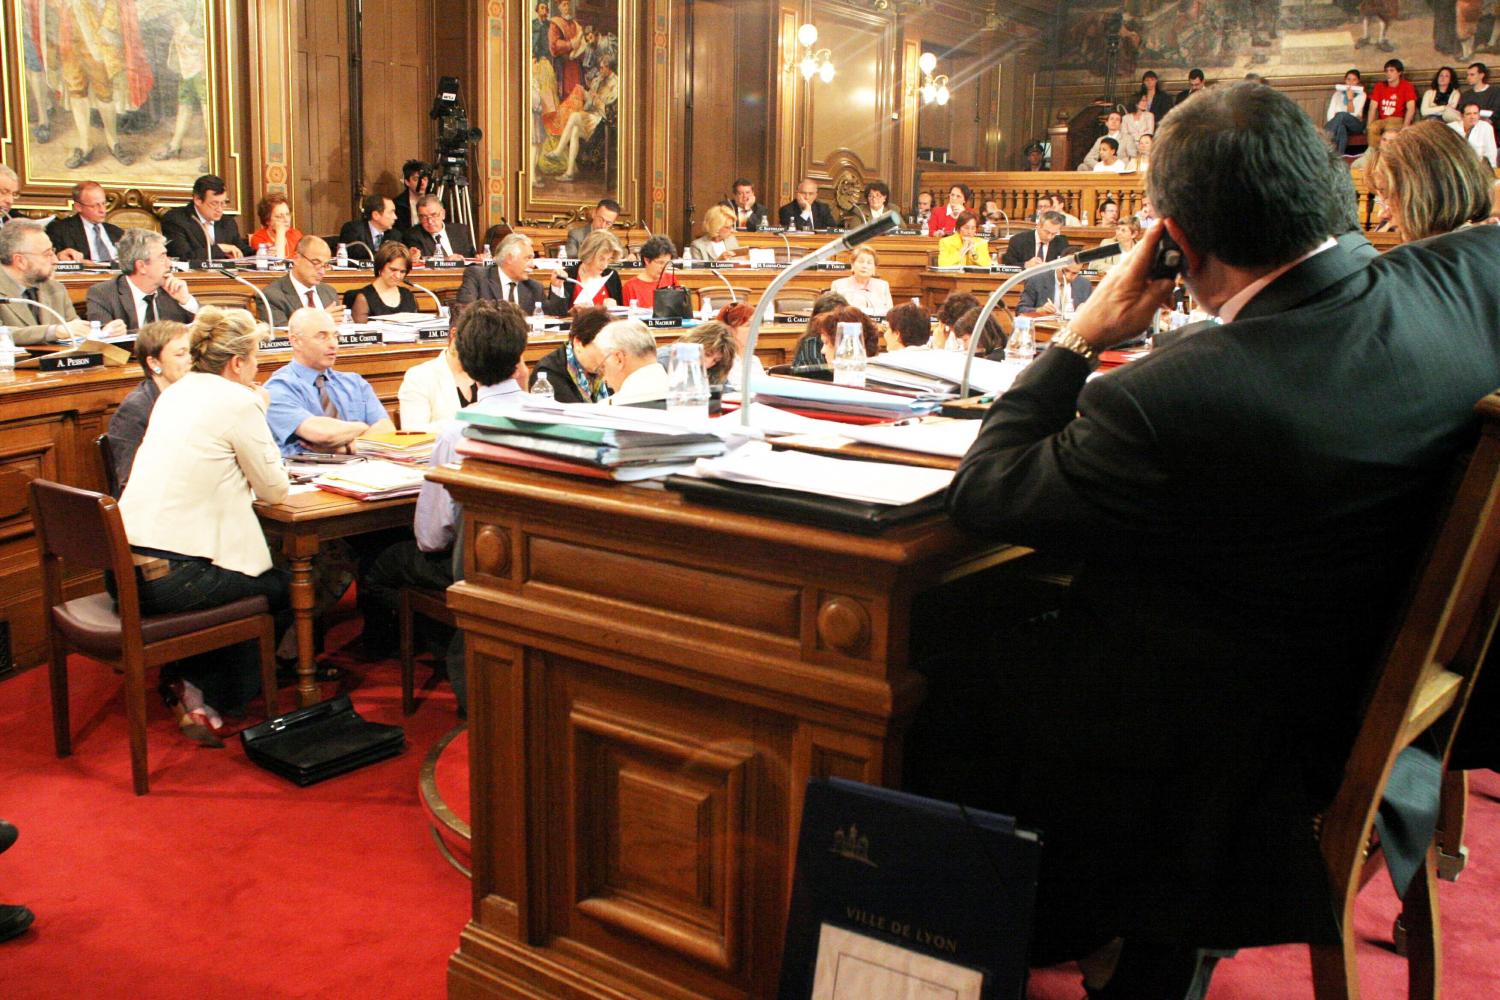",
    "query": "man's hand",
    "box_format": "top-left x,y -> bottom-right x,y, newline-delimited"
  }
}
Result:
216,243 -> 244,259
1034,299 -> 1058,317
1068,222 -> 1177,349
57,248 -> 84,262
324,300 -> 345,323
101,319 -> 127,339
58,318 -> 90,343
162,273 -> 193,303
1025,255 -> 1044,269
